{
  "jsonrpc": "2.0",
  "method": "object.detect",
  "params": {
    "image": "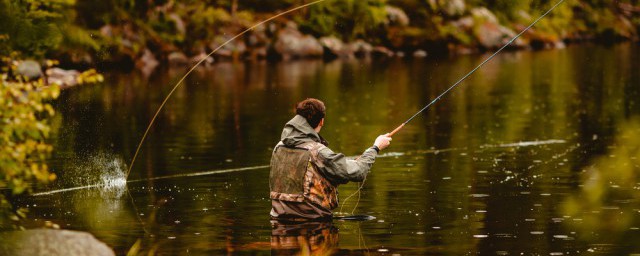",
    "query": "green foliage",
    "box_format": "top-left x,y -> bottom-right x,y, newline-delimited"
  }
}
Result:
298,0 -> 388,41
0,0 -> 98,59
0,75 -> 59,228
563,120 -> 640,240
